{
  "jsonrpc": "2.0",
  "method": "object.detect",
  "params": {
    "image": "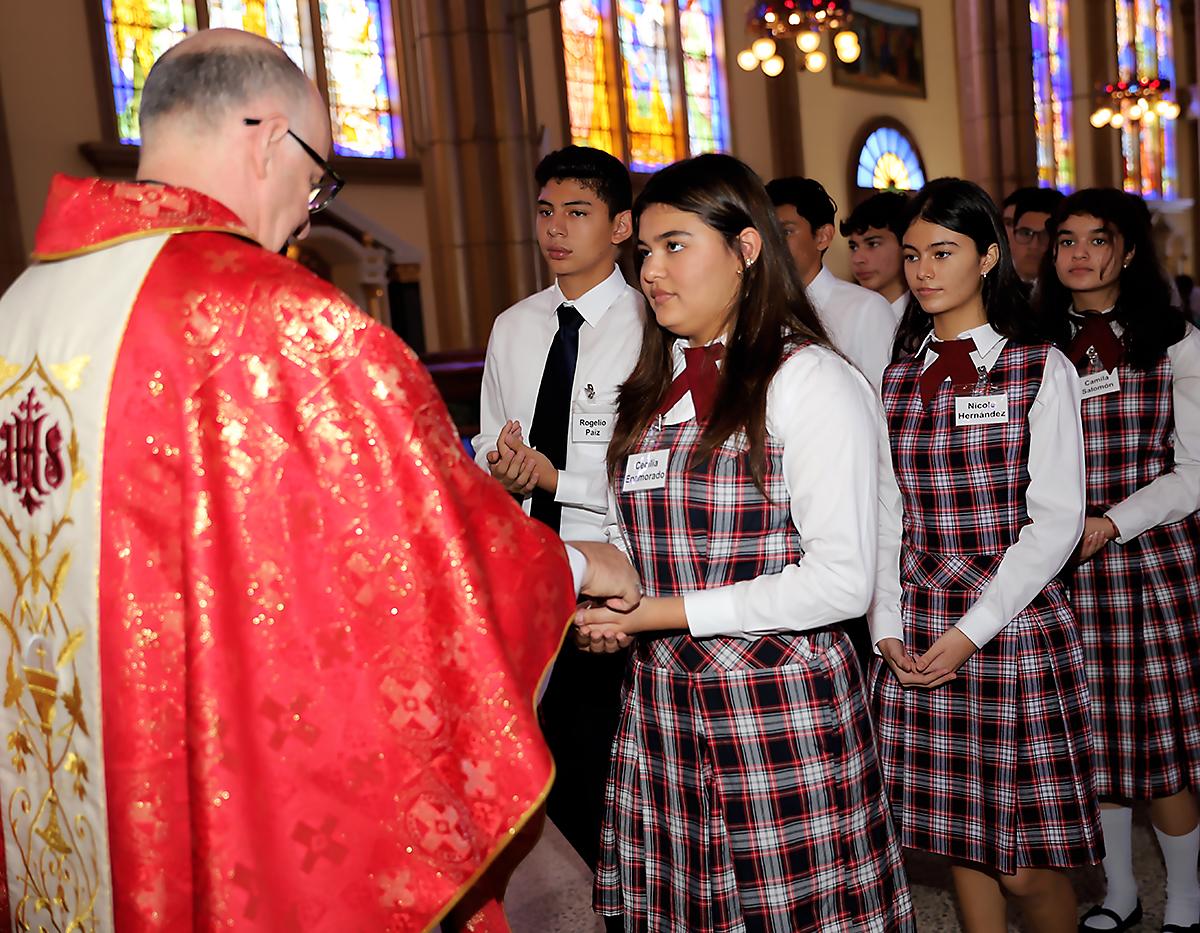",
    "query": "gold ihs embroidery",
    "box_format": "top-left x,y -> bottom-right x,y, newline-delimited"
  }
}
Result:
0,357 -> 103,931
